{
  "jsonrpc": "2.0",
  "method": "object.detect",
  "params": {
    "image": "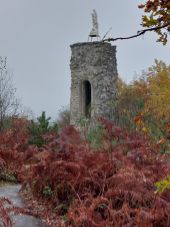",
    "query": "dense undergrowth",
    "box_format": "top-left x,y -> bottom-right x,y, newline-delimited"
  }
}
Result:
0,116 -> 169,226
0,60 -> 169,226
